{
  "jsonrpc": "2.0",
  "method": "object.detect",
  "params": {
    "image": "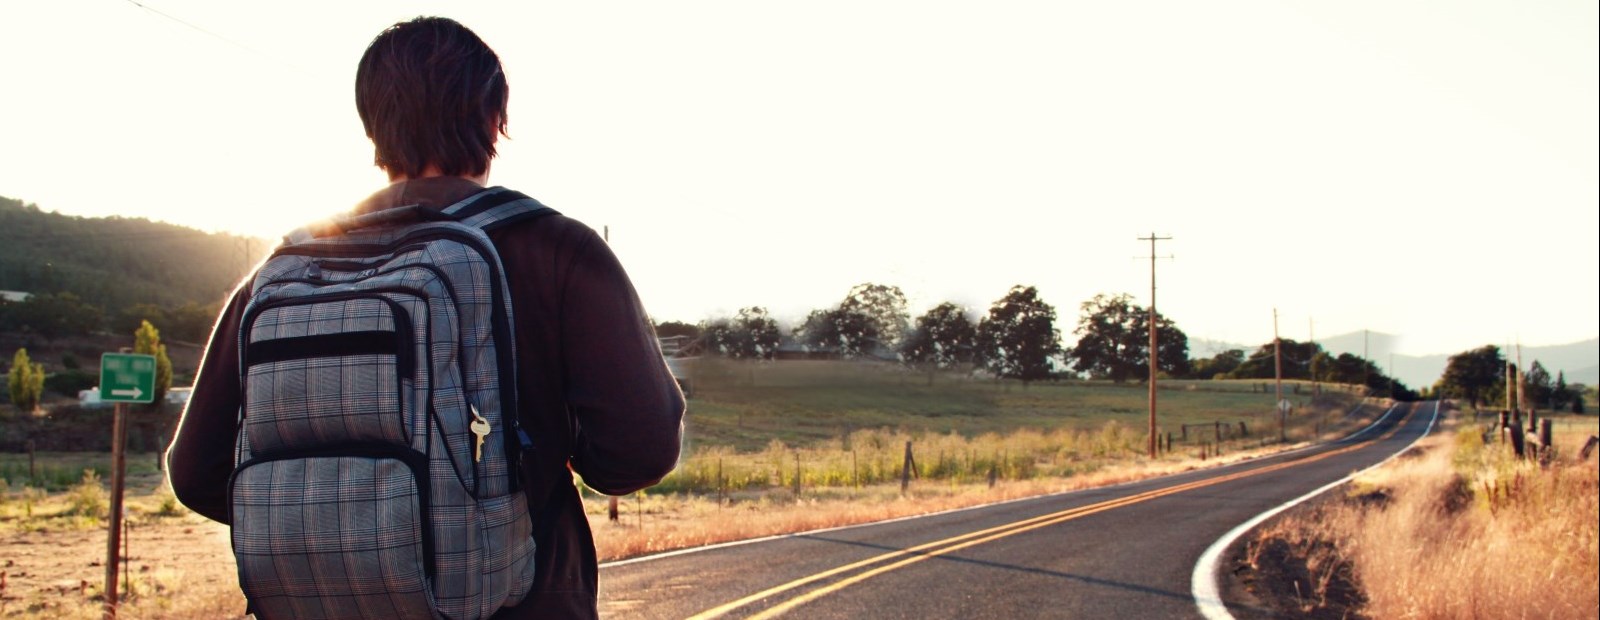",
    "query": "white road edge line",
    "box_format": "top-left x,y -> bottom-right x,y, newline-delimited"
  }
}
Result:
602,398 -> 1387,569
1190,400 -> 1439,620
